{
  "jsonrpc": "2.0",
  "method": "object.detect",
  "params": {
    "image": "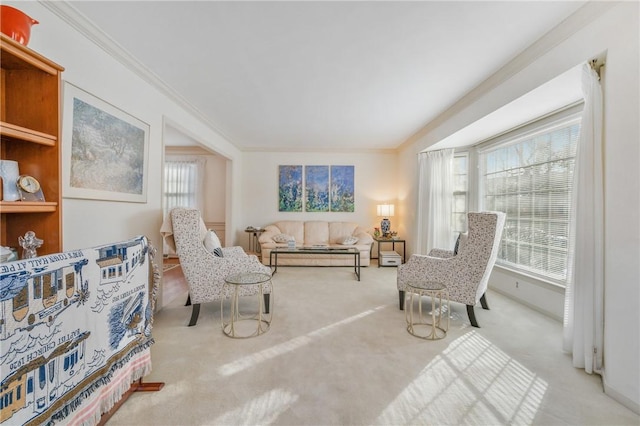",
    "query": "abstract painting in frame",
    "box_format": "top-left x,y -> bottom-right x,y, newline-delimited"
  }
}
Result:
305,165 -> 330,212
330,165 -> 355,212
62,83 -> 149,203
279,165 -> 303,212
